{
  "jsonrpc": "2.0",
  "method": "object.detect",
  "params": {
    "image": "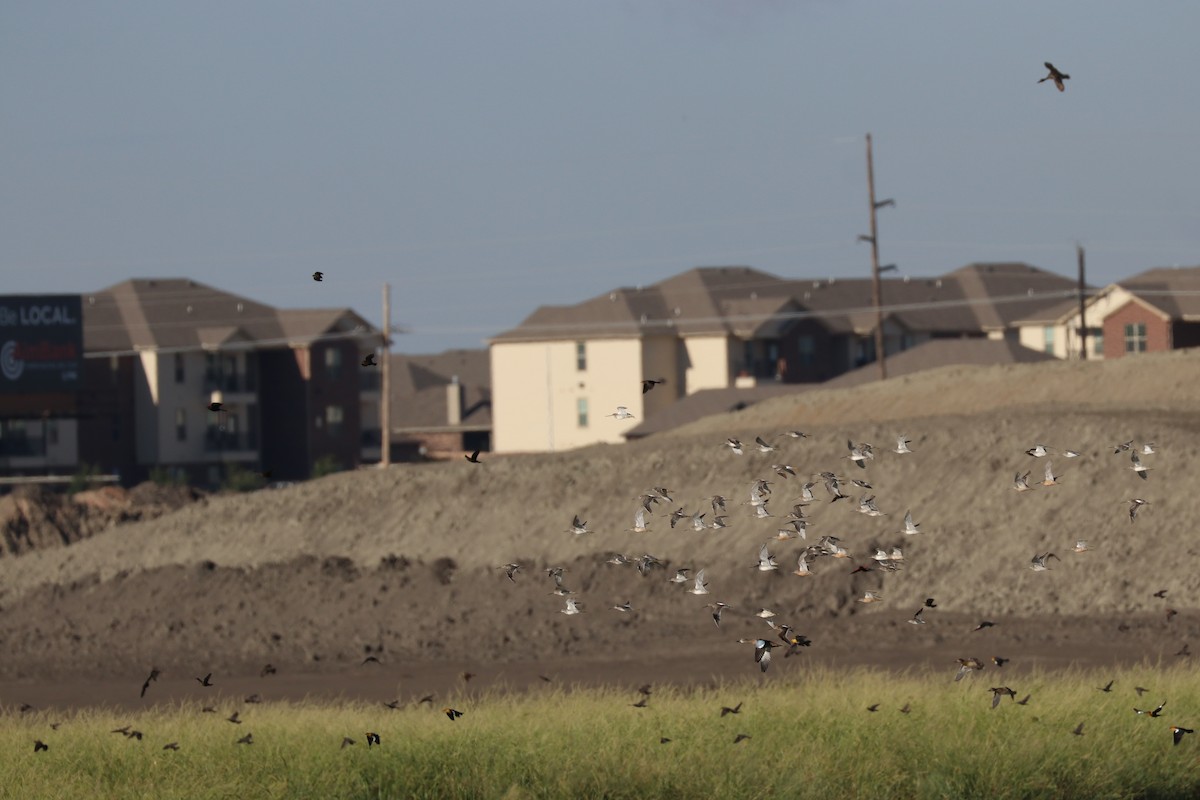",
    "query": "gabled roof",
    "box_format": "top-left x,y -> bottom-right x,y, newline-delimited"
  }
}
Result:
389,349 -> 491,431
819,338 -> 1057,390
1116,266 -> 1200,320
82,279 -> 377,353
492,263 -> 1080,343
